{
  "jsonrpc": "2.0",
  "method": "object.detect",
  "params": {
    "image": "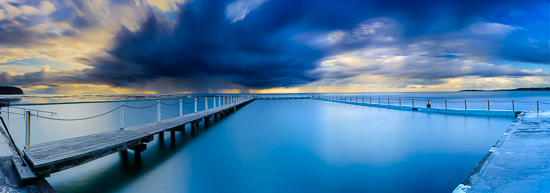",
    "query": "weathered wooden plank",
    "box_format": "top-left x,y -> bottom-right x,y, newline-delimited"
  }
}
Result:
23,99 -> 254,176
